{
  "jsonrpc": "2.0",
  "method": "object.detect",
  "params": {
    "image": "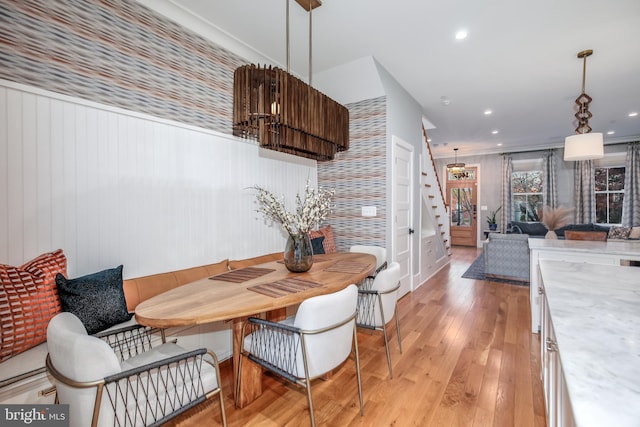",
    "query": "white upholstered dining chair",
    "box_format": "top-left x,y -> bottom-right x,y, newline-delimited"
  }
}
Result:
350,245 -> 387,289
46,312 -> 226,427
236,284 -> 363,427
356,261 -> 402,378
